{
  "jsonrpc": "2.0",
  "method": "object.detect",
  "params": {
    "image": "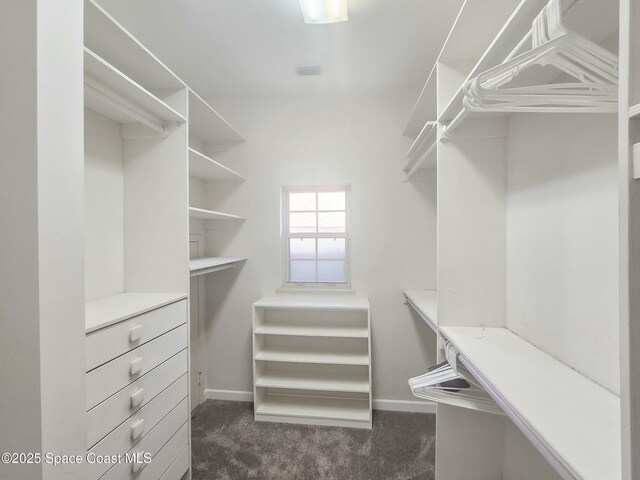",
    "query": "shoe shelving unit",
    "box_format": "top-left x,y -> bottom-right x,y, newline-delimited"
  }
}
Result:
252,296 -> 372,429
